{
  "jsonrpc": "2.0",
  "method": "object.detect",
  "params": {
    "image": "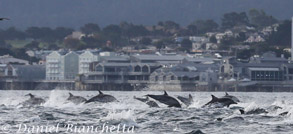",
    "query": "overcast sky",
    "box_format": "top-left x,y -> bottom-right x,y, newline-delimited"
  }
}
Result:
0,0 -> 292,29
